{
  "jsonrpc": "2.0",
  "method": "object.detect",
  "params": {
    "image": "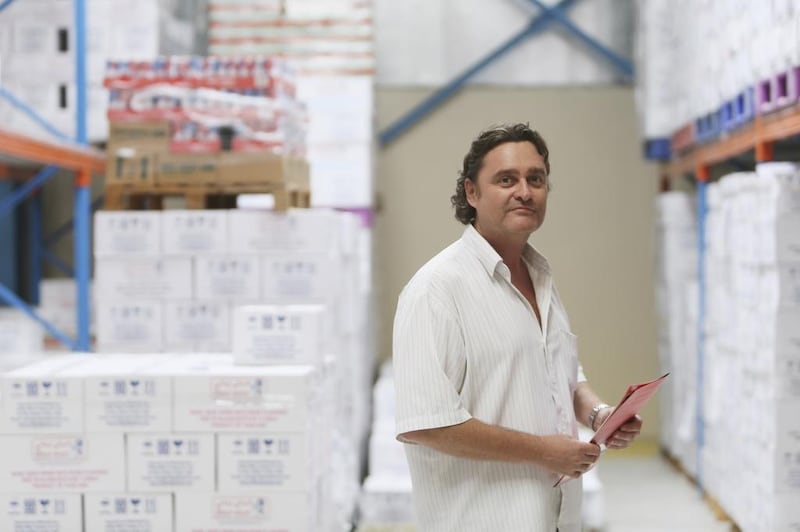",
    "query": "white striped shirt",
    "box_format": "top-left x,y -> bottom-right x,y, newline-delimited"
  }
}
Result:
393,224 -> 586,532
